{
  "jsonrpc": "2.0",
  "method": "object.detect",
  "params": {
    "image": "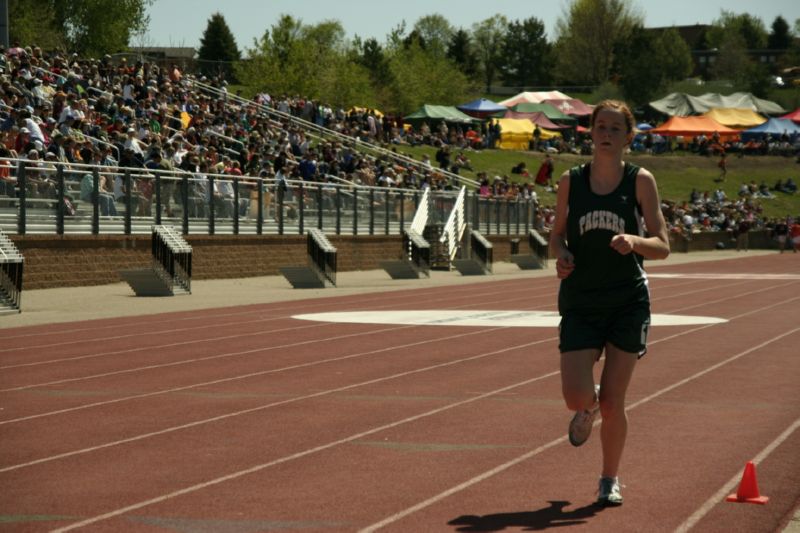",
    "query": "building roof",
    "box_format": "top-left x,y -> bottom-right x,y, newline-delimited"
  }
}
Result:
134,47 -> 197,59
